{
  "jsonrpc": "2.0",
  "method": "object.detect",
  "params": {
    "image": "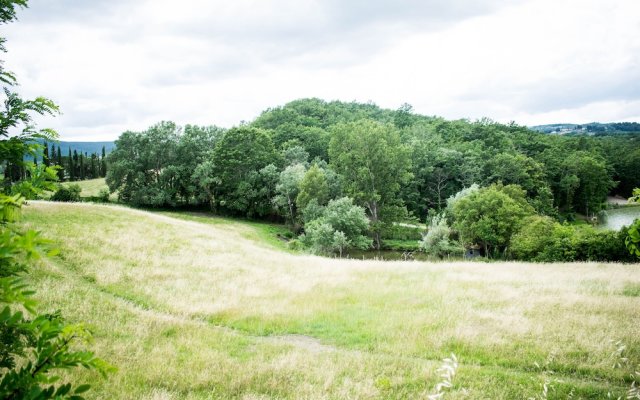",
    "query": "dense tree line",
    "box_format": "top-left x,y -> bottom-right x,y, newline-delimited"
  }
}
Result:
2,142 -> 108,184
105,98 -> 640,261
42,142 -> 108,181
